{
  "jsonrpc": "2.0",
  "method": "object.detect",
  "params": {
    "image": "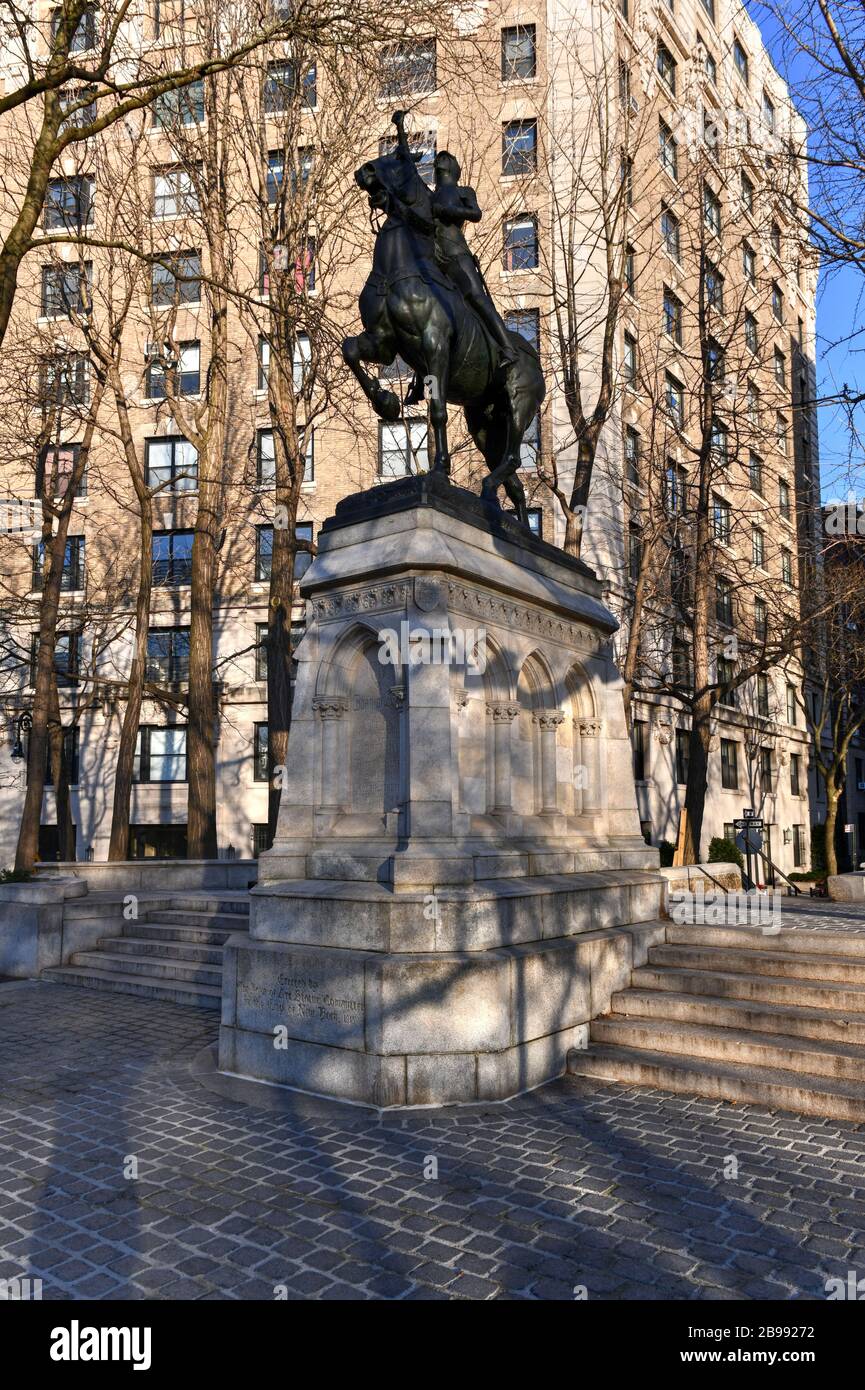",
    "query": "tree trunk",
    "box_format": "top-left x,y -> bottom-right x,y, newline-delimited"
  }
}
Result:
824,786 -> 840,878
187,515 -> 218,859
108,505 -> 153,860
